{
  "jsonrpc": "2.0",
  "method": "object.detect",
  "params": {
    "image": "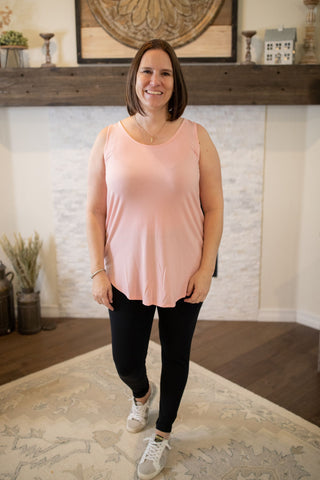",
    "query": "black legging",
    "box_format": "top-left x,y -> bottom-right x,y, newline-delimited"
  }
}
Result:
108,285 -> 202,433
